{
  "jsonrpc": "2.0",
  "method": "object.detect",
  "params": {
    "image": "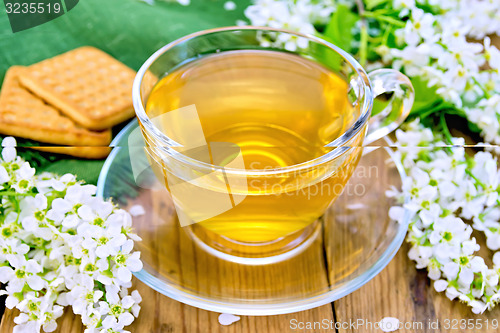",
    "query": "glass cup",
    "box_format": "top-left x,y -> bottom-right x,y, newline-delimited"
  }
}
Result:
132,26 -> 414,263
